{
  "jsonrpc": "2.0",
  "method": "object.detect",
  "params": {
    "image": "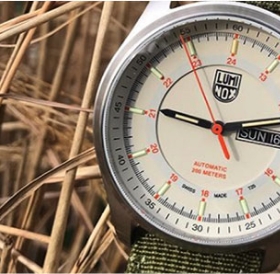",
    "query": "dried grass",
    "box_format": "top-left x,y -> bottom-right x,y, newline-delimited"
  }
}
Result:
0,2 -> 146,273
